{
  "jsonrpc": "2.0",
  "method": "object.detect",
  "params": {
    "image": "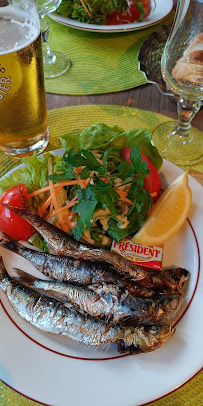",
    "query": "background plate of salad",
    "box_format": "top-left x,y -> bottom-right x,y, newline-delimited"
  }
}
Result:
50,0 -> 173,33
